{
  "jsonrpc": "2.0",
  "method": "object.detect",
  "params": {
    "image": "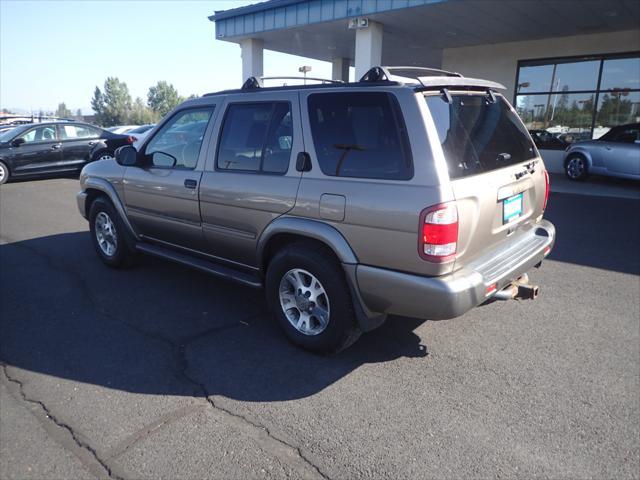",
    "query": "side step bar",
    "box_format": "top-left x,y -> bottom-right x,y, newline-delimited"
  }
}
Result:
135,243 -> 263,289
